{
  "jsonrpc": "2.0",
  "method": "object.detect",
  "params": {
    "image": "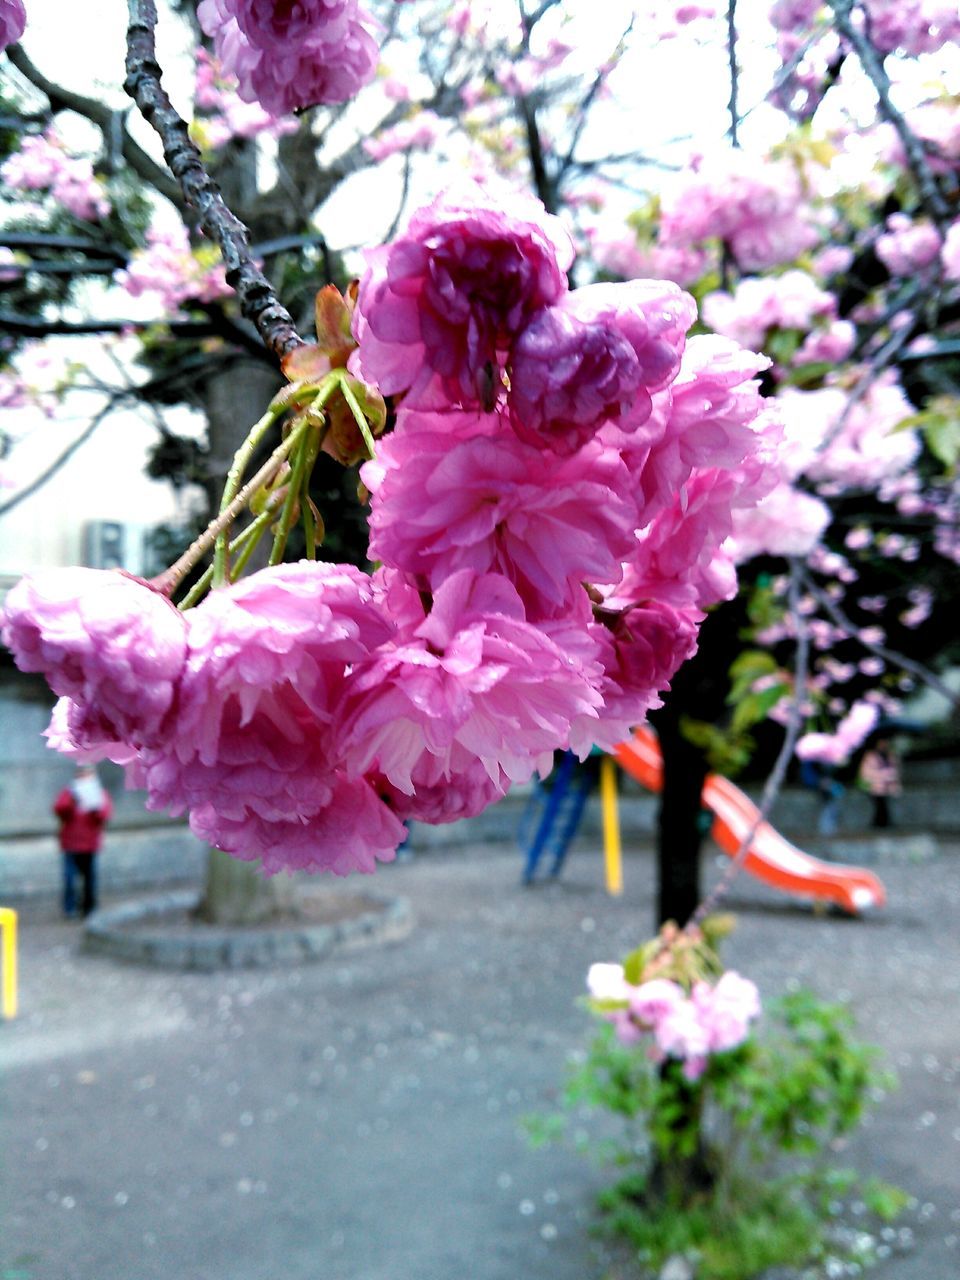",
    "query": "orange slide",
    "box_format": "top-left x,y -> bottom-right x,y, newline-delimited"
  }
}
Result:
612,728 -> 886,915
